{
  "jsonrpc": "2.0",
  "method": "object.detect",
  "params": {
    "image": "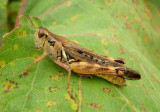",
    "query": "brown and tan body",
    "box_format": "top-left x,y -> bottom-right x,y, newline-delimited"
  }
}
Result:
23,17 -> 141,92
